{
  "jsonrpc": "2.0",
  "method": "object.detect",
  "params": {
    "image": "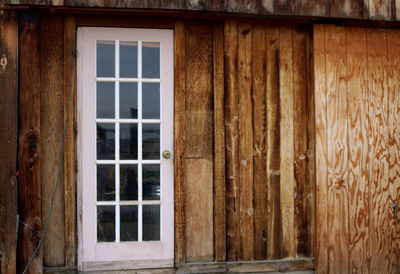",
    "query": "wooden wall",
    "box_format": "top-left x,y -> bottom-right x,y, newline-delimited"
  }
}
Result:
10,11 -> 315,271
175,20 -> 315,263
314,24 -> 400,274
2,0 -> 400,22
